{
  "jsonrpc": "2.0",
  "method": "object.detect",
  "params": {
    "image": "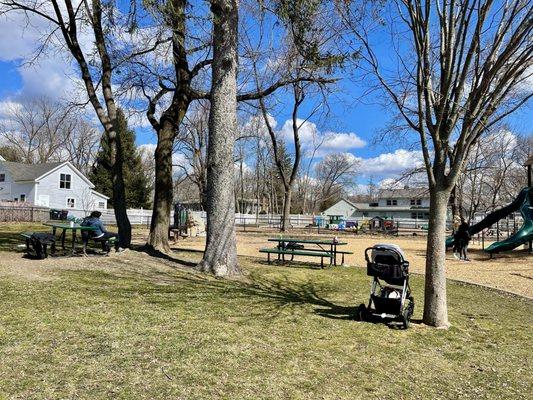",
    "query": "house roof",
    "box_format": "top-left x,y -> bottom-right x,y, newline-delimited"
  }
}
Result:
378,188 -> 429,199
0,161 -> 64,181
525,155 -> 533,167
91,190 -> 110,200
0,160 -> 94,188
